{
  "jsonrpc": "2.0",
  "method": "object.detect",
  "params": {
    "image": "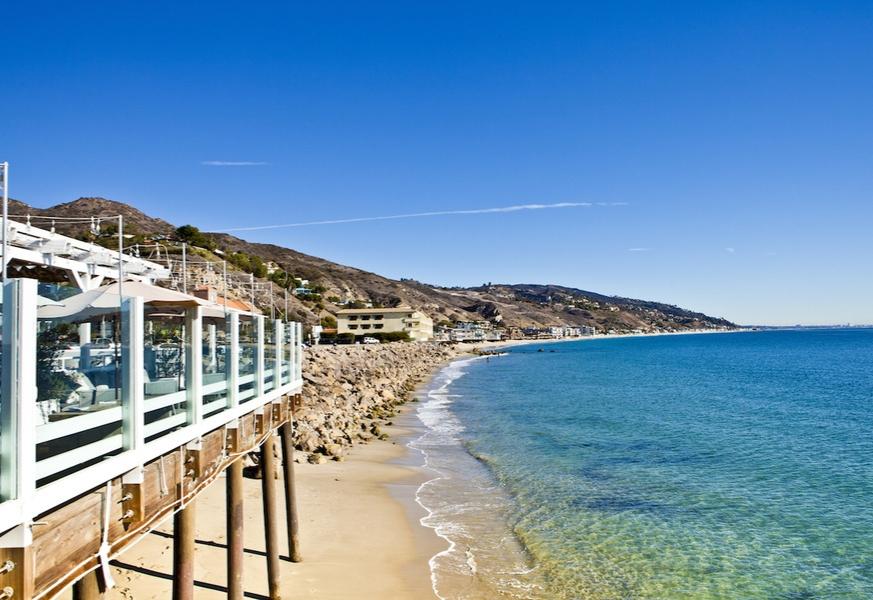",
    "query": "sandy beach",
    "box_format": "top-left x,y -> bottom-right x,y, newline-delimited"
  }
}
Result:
104,421 -> 442,600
